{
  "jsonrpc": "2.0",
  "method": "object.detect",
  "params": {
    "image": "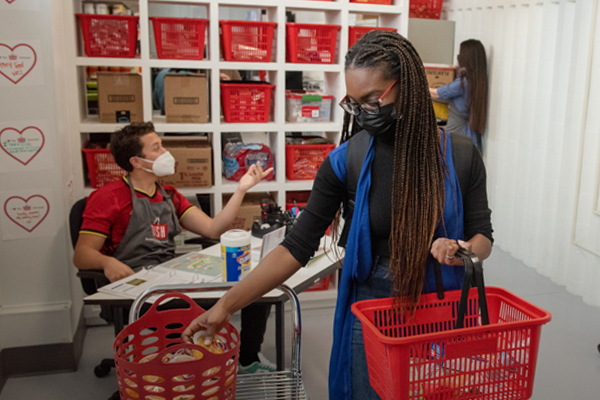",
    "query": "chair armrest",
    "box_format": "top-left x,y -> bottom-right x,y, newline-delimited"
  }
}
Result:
77,269 -> 110,294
